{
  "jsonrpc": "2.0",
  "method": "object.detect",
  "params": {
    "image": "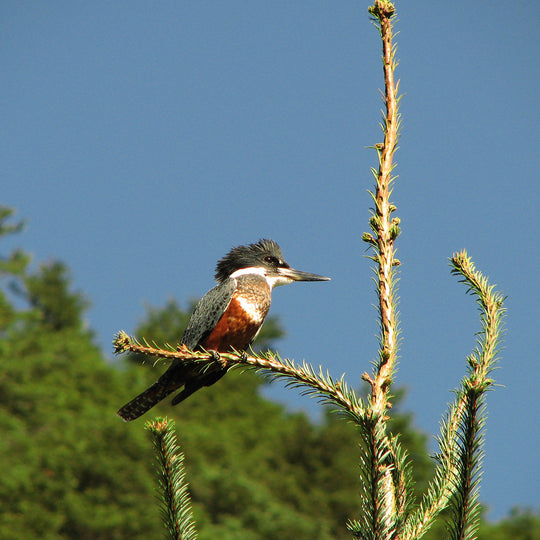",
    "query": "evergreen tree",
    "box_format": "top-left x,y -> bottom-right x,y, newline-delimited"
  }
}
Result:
0,208 -> 159,538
